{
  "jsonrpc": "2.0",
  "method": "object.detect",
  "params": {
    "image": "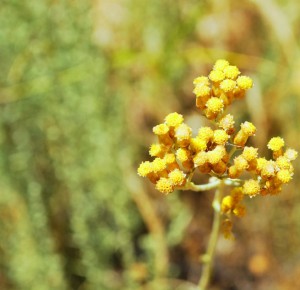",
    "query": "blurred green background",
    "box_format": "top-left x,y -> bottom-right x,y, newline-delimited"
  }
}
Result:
0,1 -> 299,289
